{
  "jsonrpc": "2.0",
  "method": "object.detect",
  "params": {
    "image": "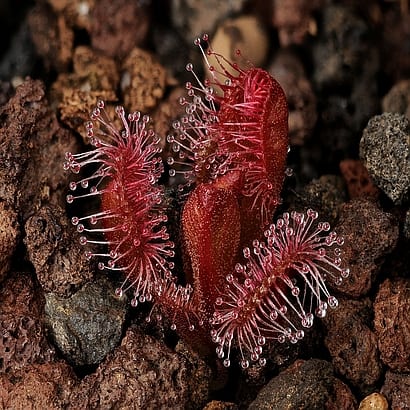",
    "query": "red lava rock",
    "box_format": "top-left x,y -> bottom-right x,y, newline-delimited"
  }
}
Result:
333,198 -> 399,297
381,370 -> 410,410
248,359 -> 356,410
0,78 -> 80,221
90,0 -> 150,60
323,298 -> 383,394
374,277 -> 410,372
0,202 -> 19,283
339,159 -> 380,200
268,49 -> 317,145
272,0 -> 322,46
69,326 -> 211,409
24,204 -> 93,297
0,272 -> 55,374
0,361 -> 78,409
